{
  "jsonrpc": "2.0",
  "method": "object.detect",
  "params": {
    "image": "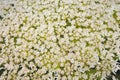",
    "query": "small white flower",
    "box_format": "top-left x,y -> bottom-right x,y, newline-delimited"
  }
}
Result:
0,0 -> 119,80
51,36 -> 56,41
